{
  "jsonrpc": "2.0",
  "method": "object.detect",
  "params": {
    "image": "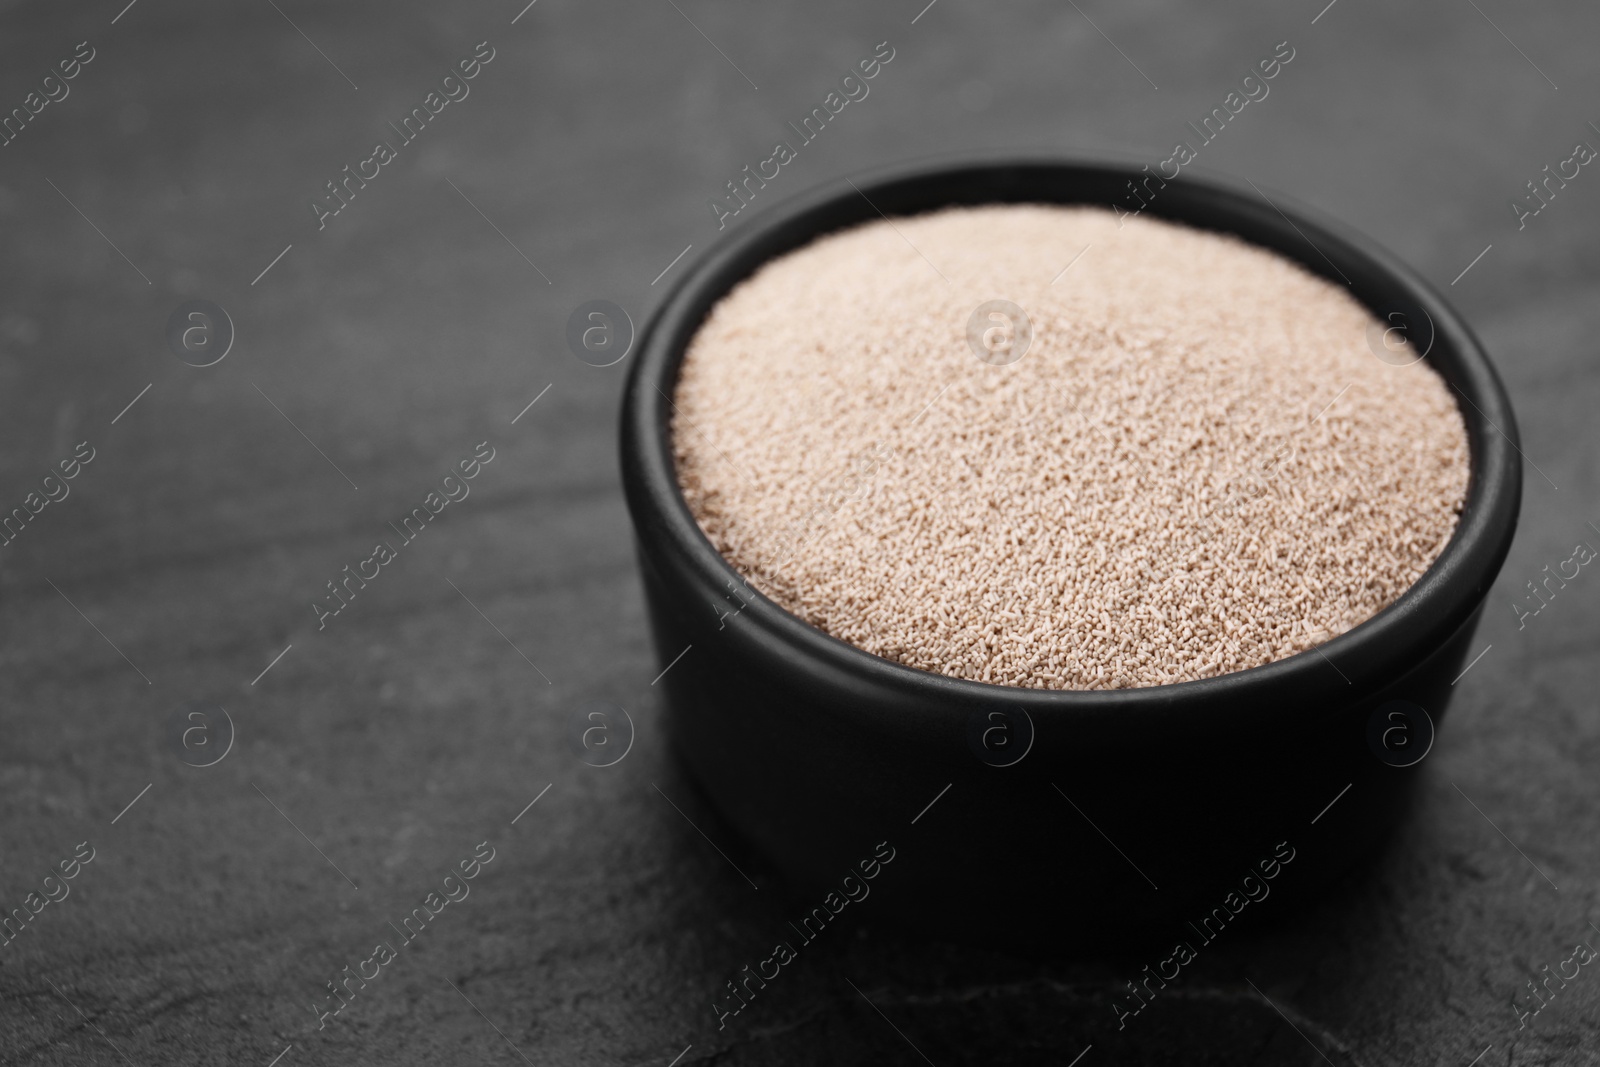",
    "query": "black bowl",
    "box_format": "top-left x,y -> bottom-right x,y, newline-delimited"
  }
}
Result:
619,157 -> 1521,944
